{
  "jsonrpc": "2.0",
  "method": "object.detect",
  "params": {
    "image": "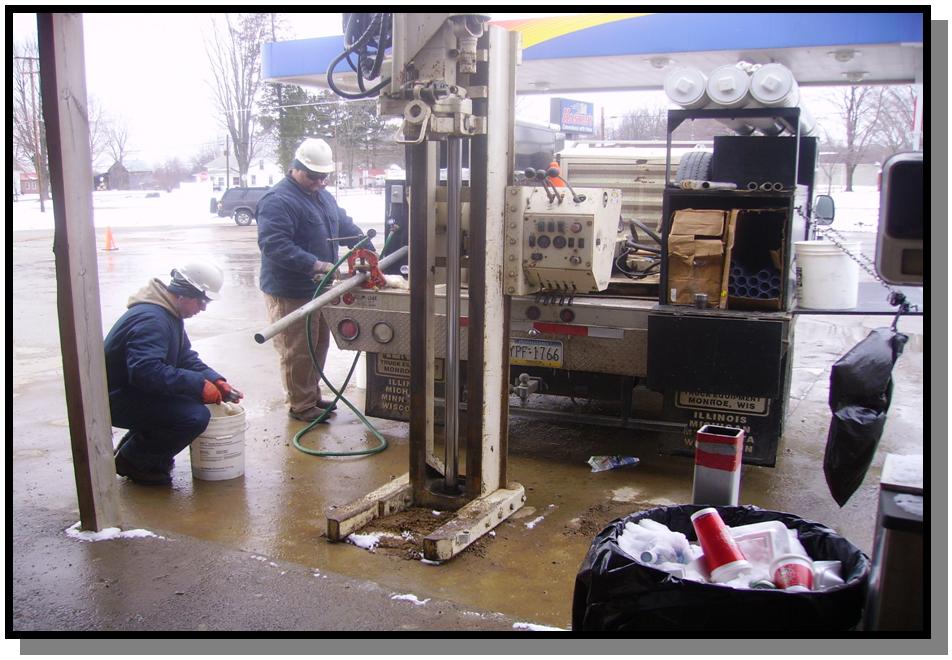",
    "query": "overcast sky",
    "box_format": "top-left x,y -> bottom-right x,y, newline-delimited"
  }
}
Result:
11,12 -> 600,167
